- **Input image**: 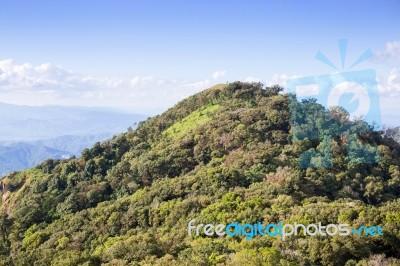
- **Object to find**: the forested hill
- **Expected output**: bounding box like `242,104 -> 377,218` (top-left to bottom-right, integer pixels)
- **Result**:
0,82 -> 400,265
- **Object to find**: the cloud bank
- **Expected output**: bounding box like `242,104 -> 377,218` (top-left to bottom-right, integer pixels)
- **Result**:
0,59 -> 225,113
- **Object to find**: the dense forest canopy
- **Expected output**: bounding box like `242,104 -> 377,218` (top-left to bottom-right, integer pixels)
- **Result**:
0,82 -> 399,265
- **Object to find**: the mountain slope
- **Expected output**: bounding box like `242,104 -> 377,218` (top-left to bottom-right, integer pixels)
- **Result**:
0,82 -> 399,265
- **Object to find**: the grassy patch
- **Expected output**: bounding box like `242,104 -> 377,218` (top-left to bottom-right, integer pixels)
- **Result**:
163,104 -> 220,139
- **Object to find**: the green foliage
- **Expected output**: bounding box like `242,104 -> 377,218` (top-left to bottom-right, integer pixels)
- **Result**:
0,82 -> 399,265
163,103 -> 220,140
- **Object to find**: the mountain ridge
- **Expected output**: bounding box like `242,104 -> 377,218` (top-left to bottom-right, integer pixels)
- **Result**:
0,103 -> 147,176
0,142 -> 70,177
0,133 -> 118,177
0,102 -> 147,141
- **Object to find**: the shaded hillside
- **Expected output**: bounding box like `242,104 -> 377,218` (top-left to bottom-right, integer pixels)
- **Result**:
0,134 -> 118,177
0,143 -> 70,177
0,82 -> 399,265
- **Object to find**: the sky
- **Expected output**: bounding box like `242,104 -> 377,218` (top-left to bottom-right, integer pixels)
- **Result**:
0,0 -> 399,125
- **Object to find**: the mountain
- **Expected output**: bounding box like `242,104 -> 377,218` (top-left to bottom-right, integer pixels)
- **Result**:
0,133 -> 115,177
0,103 -> 146,176
31,133 -> 116,156
0,82 -> 399,265
0,143 -> 70,177
0,102 -> 147,141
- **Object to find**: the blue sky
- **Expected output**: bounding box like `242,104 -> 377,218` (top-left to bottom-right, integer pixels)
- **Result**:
0,1 -> 399,124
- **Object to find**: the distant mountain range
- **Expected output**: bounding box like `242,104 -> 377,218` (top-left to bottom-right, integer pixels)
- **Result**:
0,133 -> 117,176
0,142 -> 69,176
0,102 -> 147,176
0,102 -> 146,141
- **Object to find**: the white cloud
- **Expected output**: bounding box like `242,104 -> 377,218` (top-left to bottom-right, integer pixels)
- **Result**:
243,76 -> 260,83
130,76 -> 156,87
180,79 -> 210,89
212,70 -> 227,80
0,59 -> 219,112
378,68 -> 400,97
374,41 -> 400,64
294,84 -> 319,97
265,73 -> 300,87
0,59 -> 101,91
